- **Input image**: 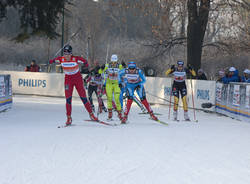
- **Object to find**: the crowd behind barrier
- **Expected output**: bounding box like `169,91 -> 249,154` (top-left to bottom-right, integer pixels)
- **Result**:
0,74 -> 12,112
216,82 -> 250,122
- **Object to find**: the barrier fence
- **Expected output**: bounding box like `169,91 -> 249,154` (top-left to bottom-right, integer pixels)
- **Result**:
216,82 -> 250,122
0,74 -> 12,112
1,70 -> 250,122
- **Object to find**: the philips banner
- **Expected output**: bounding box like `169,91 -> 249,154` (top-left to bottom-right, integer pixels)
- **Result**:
0,74 -> 12,112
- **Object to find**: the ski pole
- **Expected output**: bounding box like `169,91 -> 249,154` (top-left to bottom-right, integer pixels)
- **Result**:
190,78 -> 197,122
168,78 -> 173,119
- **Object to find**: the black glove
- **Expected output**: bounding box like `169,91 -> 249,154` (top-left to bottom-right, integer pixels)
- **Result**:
101,64 -> 105,70
171,65 -> 175,70
135,85 -> 140,90
119,83 -> 123,89
121,61 -> 126,68
188,65 -> 193,71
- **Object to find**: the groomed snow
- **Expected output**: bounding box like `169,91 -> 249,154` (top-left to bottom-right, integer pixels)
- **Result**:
0,95 -> 250,184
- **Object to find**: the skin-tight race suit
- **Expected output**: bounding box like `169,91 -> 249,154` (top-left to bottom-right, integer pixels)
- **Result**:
103,63 -> 123,119
119,66 -> 158,123
165,67 -> 196,113
49,56 -> 93,117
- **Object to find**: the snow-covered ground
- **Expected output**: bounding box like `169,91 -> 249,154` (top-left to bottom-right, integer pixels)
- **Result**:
0,95 -> 250,184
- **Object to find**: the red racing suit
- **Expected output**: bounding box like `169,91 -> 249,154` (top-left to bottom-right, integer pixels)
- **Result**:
49,56 -> 92,116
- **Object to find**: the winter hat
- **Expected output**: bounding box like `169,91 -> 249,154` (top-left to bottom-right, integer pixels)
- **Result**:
243,69 -> 250,74
229,67 -> 236,72
198,69 -> 204,73
219,70 -> 225,76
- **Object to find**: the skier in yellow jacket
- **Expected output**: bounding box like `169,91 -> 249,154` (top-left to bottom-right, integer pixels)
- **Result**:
103,54 -> 123,120
165,60 -> 196,121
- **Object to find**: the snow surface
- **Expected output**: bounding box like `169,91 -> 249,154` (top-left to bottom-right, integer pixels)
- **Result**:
0,95 -> 250,184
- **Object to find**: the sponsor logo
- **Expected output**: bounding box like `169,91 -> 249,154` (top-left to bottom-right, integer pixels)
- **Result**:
61,63 -> 76,67
18,79 -> 46,88
164,86 -> 172,96
197,89 -> 209,100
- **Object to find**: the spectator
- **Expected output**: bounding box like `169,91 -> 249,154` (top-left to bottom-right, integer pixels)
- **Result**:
196,69 -> 207,80
25,60 -> 40,72
241,69 -> 250,83
217,69 -> 225,82
221,67 -> 240,84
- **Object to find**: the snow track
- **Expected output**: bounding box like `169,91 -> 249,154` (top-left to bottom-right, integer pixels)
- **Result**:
0,95 -> 250,184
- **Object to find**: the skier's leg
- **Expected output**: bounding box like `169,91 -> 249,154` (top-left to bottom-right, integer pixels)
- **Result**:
106,83 -> 113,119
180,85 -> 190,120
75,74 -> 97,120
64,76 -> 74,125
122,86 -> 134,123
120,87 -> 124,110
138,86 -> 158,120
88,85 -> 95,112
114,84 -> 122,120
172,84 -> 179,120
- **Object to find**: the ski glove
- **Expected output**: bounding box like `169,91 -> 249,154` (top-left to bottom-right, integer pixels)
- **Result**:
135,85 -> 141,91
171,65 -> 175,70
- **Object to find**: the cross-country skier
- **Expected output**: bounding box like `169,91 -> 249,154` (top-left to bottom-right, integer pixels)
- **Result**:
165,60 -> 196,121
84,65 -> 106,114
119,61 -> 147,113
119,61 -> 158,124
102,54 -> 123,120
49,44 -> 98,125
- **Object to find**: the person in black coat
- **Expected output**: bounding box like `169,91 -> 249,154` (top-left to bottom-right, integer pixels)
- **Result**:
196,69 -> 207,80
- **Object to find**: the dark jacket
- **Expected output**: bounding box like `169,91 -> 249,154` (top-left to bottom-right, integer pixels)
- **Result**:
197,73 -> 207,80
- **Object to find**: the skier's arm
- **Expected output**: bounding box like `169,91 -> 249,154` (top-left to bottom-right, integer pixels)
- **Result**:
75,56 -> 89,67
49,56 -> 62,64
118,69 -> 125,84
165,65 -> 175,76
84,74 -> 91,83
187,66 -> 196,77
138,69 -> 146,85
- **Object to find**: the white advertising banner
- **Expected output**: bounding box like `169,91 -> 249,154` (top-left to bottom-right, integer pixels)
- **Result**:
0,76 -> 5,97
233,85 -> 240,107
0,71 -> 216,111
246,85 -> 250,109
145,77 -> 216,111
216,82 -> 223,102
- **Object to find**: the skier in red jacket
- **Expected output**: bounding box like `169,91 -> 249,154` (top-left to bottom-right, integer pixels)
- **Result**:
49,45 -> 98,125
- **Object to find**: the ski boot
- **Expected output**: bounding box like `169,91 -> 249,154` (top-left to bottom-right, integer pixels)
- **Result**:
89,112 -> 98,121
117,110 -> 123,120
65,116 -> 72,126
184,111 -> 190,121
149,111 -> 158,121
121,114 -> 127,124
102,106 -> 107,112
108,109 -> 112,120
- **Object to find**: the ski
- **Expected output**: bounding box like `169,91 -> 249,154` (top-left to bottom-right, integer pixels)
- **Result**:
139,112 -> 162,115
174,119 -> 198,123
148,118 -> 168,126
84,119 -> 117,126
57,124 -> 76,128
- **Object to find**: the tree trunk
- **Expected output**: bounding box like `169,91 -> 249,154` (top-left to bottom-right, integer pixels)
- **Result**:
187,0 -> 210,71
